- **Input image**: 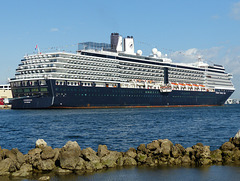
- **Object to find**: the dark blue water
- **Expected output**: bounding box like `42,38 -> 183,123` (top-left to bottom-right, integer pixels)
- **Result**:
1,105 -> 240,180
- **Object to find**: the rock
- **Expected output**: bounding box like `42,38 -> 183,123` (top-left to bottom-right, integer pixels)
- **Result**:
171,144 -> 185,158
167,157 -> 177,166
55,167 -> 73,174
36,139 -> 47,149
0,146 -> 4,161
125,148 -> 137,158
0,158 -> 12,175
41,146 -> 55,160
0,171 -> 10,176
97,145 -> 110,157
159,156 -> 168,163
25,148 -> 42,168
62,141 -> 81,154
11,163 -> 33,177
137,144 -> 148,154
53,148 -> 60,162
123,156 -> 137,166
234,130 -> 240,139
211,149 -> 222,163
231,148 -> 240,162
100,151 -> 121,168
5,150 -> 16,160
172,157 -> 182,165
153,147 -> 162,155
11,170 -> 30,177
196,143 -> 204,147
197,146 -> 211,159
185,147 -> 194,157
75,157 -> 86,171
37,159 -> 55,171
220,142 -> 235,151
136,153 -> 147,163
15,150 -> 25,166
192,143 -> 203,149
92,162 -> 104,170
171,146 -> 180,158
147,140 -> 160,151
59,141 -> 81,170
158,159 -> 168,166
145,157 -> 155,166
160,139 -> 173,156
59,150 -> 80,170
116,156 -> 124,166
192,144 -> 202,159
175,144 -> 186,154
82,147 -> 100,163
3,149 -> 9,154
181,155 -> 191,165
167,157 -> 174,165
5,148 -> 25,170
230,137 -> 240,147
222,150 -> 234,164
20,163 -> 33,172
38,176 -> 50,181
198,146 -> 212,165
85,161 -> 103,171
192,144 -> 212,165
199,158 -> 212,165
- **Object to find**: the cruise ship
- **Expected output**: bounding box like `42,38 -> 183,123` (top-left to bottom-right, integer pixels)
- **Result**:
9,33 -> 235,109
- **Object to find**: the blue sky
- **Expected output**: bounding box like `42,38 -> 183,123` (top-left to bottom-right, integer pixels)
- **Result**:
1,0 -> 240,98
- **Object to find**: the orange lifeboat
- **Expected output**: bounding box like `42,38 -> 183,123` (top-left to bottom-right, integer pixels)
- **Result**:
179,83 -> 186,86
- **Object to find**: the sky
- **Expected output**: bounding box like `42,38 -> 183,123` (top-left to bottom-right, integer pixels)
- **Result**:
0,0 -> 240,98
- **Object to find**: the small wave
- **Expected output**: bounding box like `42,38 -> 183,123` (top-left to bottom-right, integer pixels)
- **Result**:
52,119 -> 62,122
64,135 -> 84,139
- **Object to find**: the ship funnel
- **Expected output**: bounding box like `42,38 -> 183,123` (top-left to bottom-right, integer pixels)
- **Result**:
111,33 -> 123,52
124,36 -> 134,54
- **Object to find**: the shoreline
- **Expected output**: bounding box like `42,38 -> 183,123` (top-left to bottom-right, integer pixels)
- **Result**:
1,130 -> 240,180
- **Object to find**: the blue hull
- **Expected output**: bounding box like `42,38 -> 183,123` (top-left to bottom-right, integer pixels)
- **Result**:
11,80 -> 233,109
11,96 -> 53,109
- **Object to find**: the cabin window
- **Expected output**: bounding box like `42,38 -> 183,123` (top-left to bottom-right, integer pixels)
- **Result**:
31,88 -> 39,92
24,88 -> 30,93
40,88 -> 48,92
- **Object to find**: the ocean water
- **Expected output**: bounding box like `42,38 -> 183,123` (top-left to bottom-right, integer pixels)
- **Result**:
0,105 -> 240,180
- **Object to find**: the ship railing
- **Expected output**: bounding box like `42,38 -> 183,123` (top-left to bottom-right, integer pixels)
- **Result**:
78,42 -> 111,51
159,85 -> 172,92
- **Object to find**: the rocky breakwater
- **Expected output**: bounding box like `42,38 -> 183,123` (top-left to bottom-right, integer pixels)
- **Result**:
1,130 -> 240,180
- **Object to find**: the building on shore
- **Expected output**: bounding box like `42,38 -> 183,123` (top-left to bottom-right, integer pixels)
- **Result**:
0,84 -> 12,108
225,98 -> 240,104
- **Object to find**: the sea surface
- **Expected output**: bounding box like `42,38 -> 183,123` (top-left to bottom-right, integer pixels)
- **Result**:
1,105 -> 240,180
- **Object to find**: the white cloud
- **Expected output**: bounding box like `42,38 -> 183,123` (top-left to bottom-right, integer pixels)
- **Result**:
50,28 -> 59,32
221,47 -> 240,75
230,2 -> 240,20
185,48 -> 198,56
169,47 -> 223,63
